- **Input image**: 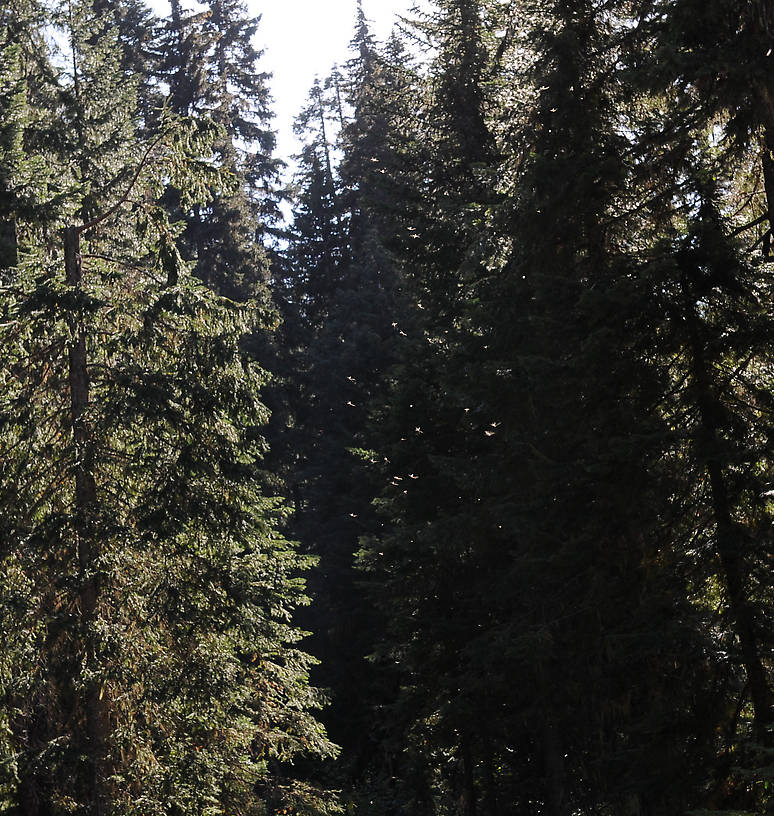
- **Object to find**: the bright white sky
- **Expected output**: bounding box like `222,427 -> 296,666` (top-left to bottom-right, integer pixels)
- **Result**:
257,1 -> 424,162
153,1 -> 426,163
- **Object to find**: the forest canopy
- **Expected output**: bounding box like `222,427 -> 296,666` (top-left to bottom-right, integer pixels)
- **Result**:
2,0 -> 774,814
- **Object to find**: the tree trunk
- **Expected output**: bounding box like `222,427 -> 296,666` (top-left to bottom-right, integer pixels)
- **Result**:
684,293 -> 772,742
64,226 -> 111,814
0,217 -> 17,270
482,736 -> 500,816
459,734 -> 477,816
542,719 -> 570,816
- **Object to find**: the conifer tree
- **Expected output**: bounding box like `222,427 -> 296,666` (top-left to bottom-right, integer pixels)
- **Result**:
479,3 -> 715,811
0,2 -> 337,812
268,14 -> 428,807
623,1 -> 774,805
160,0 -> 280,301
359,2 -> 717,814
356,1 -> 507,811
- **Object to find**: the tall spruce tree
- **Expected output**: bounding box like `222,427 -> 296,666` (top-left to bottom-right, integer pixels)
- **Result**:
160,0 -> 280,301
272,13 -> 419,797
357,1 -> 507,811
622,1 -> 774,806
359,1 -> 718,814
477,2 -> 716,811
0,2 -> 337,812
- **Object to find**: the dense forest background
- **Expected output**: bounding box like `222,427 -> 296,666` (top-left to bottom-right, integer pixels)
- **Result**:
2,0 -> 774,813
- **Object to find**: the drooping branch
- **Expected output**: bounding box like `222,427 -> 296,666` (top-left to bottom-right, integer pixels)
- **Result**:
76,130 -> 168,235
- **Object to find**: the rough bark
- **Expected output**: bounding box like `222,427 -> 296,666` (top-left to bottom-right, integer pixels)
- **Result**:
0,217 -> 17,270
64,225 -> 111,814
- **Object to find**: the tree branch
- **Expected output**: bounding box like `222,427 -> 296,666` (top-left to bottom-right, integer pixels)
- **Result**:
76,132 -> 168,236
728,213 -> 767,239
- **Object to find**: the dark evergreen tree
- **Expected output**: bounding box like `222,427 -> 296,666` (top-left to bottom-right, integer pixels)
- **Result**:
474,3 -> 716,811
621,1 -> 774,805
361,1 -> 716,814
357,1 -> 507,812
268,10 -> 426,807
160,0 -> 281,301
273,15 -> 401,782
